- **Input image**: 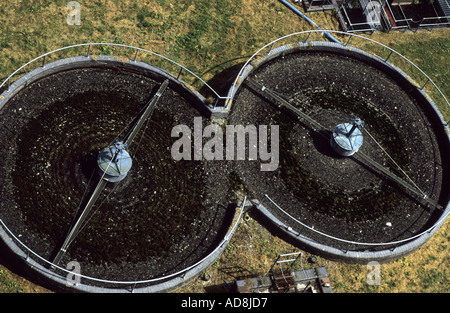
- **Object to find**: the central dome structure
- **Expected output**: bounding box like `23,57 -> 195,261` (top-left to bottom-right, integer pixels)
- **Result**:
97,141 -> 133,183
330,117 -> 364,157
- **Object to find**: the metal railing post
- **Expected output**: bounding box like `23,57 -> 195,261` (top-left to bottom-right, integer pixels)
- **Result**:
268,43 -> 275,55
421,78 -> 430,90
304,31 -> 312,43
385,50 -> 393,62
345,35 -> 352,46
177,68 -> 183,80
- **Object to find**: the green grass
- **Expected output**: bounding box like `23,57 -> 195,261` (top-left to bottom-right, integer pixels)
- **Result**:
0,270 -> 23,293
390,37 -> 450,120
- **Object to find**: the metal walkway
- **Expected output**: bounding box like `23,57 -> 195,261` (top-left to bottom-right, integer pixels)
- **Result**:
438,0 -> 450,17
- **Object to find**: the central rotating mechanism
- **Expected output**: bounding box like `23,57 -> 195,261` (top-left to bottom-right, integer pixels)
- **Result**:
330,116 -> 364,157
97,140 -> 132,183
96,79 -> 168,183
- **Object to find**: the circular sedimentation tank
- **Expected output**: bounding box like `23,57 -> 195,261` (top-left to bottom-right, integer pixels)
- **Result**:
227,33 -> 449,264
0,51 -> 240,292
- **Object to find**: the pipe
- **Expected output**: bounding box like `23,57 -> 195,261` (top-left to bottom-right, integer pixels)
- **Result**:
278,0 -> 341,44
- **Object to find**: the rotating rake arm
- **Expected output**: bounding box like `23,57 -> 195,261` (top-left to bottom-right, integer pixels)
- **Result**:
123,79 -> 169,147
52,179 -> 108,265
245,77 -> 326,132
52,79 -> 170,265
244,77 -> 442,211
352,152 -> 442,210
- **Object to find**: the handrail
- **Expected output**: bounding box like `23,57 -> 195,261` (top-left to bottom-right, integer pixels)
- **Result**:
0,42 -> 232,101
227,30 -> 449,114
261,194 -> 450,248
0,197 -> 246,288
2,35 -> 447,113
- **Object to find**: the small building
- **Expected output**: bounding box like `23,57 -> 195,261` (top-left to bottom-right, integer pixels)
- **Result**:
300,0 -> 450,32
234,267 -> 333,293
233,252 -> 332,293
